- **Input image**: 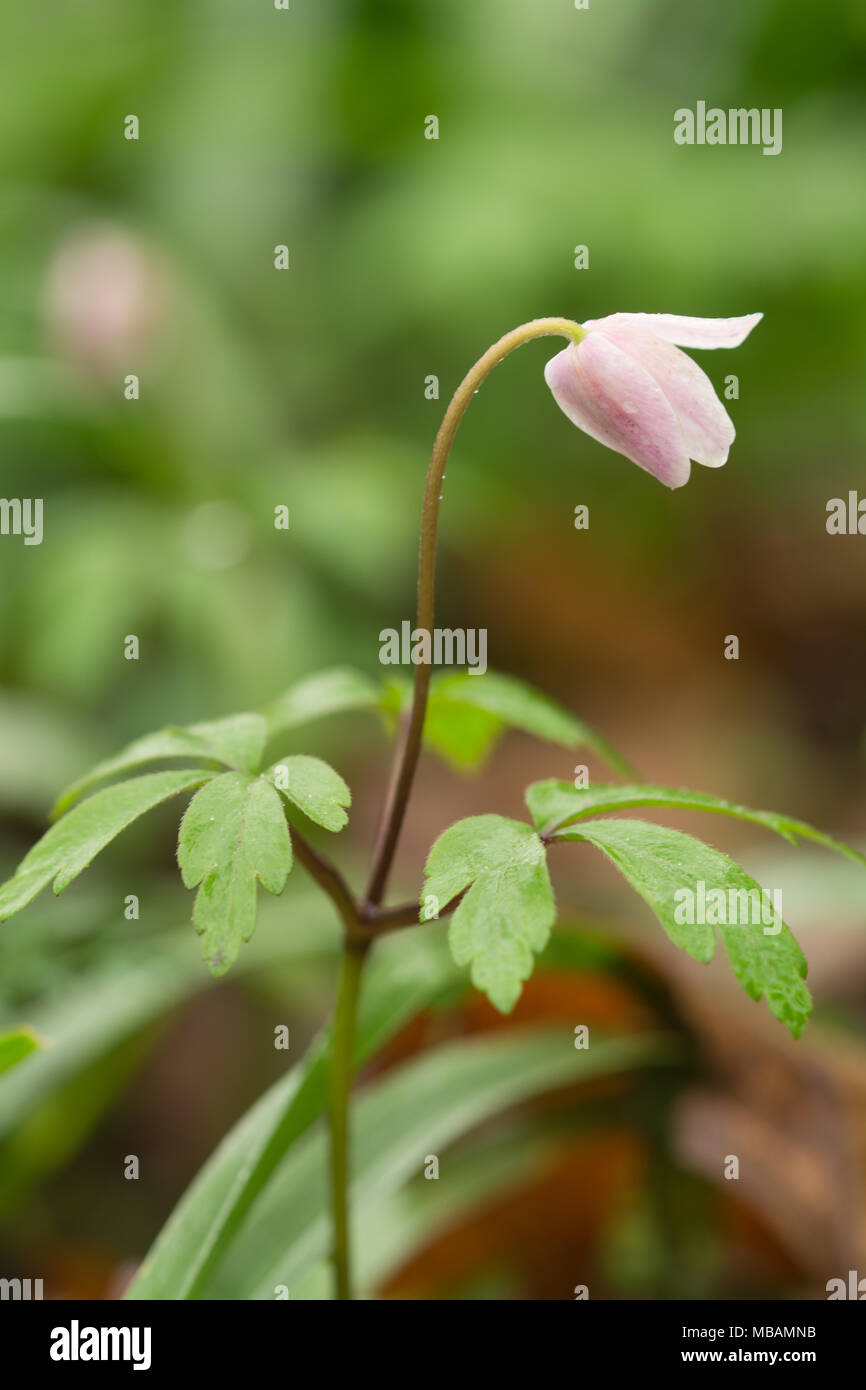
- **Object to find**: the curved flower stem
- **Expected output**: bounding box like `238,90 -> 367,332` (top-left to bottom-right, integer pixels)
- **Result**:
329,937 -> 368,1300
326,316 -> 585,1302
364,316 -> 585,908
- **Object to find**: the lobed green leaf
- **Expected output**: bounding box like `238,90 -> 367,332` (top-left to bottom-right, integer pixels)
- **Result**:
422,814 -> 556,1012
178,772 -> 293,975
435,672 -> 634,774
0,769 -> 213,921
561,817 -> 811,1037
397,677 -> 503,770
527,780 -> 866,866
266,755 -> 351,833
262,667 -> 381,742
53,713 -> 268,816
386,671 -> 634,775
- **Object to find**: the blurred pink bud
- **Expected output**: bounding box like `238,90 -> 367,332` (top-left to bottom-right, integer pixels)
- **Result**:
46,225 -> 165,380
544,312 -> 762,488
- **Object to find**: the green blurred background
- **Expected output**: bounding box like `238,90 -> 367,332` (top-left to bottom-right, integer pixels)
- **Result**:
1,0 -> 866,1299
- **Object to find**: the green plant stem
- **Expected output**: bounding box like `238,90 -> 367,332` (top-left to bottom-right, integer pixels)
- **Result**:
322,316 -> 585,1302
364,316 -> 585,909
329,937 -> 368,1300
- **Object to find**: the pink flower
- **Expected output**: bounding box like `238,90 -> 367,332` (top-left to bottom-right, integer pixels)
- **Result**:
544,312 -> 762,488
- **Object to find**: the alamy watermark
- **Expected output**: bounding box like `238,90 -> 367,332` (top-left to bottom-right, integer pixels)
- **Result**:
826,491 -> 866,535
674,102 -> 782,156
827,1270 -> 866,1299
0,1276 -> 43,1299
50,1321 -> 151,1371
0,498 -> 43,545
379,620 -> 487,675
674,881 -> 783,935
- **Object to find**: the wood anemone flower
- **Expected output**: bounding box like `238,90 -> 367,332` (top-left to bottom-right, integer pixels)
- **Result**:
544,312 -> 763,487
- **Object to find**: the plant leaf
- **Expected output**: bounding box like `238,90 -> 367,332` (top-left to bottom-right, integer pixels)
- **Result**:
178,772 -> 293,975
417,683 -> 503,770
125,929 -> 464,1300
437,672 -> 633,771
343,1126 -> 563,1299
421,814 -> 556,1012
561,817 -> 811,1037
263,667 -> 381,741
379,672 -> 507,771
203,1027 -> 678,1299
0,1027 -> 43,1077
384,671 -> 634,775
53,713 -> 268,815
267,755 -> 351,832
0,769 -> 213,921
528,779 -> 866,865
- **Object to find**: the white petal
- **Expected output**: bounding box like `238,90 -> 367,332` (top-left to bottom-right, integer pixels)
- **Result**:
590,318 -> 735,468
544,335 -> 691,488
586,312 -> 762,349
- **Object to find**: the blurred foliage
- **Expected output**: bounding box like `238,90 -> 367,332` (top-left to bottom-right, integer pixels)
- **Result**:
1,0 -> 864,742
1,0 -> 865,1299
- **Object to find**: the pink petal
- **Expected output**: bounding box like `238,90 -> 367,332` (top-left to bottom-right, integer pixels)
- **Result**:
590,318 -> 734,468
544,335 -> 691,488
585,312 -> 762,349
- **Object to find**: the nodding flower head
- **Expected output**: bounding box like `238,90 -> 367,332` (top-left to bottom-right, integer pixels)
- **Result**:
544,312 -> 762,488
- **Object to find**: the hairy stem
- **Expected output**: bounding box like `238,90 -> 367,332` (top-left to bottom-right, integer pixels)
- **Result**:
363,894 -> 464,934
364,317 -> 585,907
290,827 -> 359,936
